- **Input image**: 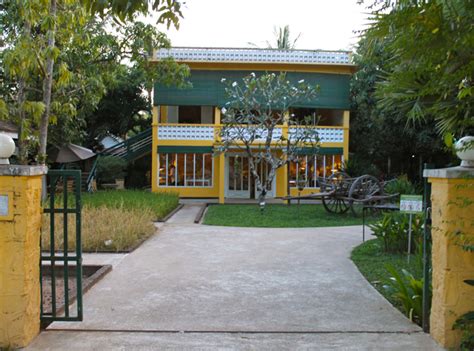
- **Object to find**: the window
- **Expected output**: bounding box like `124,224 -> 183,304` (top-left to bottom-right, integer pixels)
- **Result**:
158,153 -> 214,187
179,106 -> 201,124
289,154 -> 343,188
171,105 -> 215,124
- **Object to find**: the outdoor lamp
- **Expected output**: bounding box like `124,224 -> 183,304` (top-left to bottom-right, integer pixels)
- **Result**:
0,133 -> 15,165
455,136 -> 474,168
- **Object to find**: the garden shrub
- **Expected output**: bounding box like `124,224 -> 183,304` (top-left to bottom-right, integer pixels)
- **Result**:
96,155 -> 127,184
384,174 -> 419,196
369,211 -> 423,253
341,156 -> 380,177
383,263 -> 426,326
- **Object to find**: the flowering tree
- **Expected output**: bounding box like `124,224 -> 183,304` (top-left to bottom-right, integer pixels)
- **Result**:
219,72 -> 320,205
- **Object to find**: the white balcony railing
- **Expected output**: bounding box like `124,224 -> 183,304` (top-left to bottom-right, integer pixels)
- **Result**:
157,124 -> 345,144
221,127 -> 283,142
289,127 -> 344,143
158,124 -> 215,140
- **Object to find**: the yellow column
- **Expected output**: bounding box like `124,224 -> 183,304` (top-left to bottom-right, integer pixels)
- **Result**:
343,110 -> 350,162
279,116 -> 289,202
215,107 -> 225,203
276,163 -> 288,199
0,166 -> 47,348
151,106 -> 159,192
425,167 -> 474,348
217,153 -> 225,204
160,105 -> 168,124
214,107 -> 221,143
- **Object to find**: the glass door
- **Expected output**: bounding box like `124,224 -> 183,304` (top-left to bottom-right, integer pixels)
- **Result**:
226,155 -> 250,198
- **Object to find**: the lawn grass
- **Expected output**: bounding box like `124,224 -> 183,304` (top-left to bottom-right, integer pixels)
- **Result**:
81,190 -> 179,220
43,190 -> 179,252
203,204 -> 376,227
351,239 -> 423,311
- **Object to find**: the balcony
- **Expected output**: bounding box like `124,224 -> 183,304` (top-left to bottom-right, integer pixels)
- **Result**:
156,124 -> 345,144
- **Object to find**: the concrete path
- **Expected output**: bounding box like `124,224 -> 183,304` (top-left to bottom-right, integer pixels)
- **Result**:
28,205 -> 442,350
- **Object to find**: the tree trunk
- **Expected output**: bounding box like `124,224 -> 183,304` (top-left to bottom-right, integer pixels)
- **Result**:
17,79 -> 28,164
17,21 -> 32,164
38,0 -> 57,165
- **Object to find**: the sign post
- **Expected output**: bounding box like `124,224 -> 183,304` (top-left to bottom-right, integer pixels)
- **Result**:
400,194 -> 423,263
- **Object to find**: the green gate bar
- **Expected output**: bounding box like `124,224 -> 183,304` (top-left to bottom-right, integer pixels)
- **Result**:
40,170 -> 83,323
422,163 -> 434,332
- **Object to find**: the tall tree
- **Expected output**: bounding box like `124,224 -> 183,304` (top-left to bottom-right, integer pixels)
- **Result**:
219,73 -> 319,205
362,0 -> 474,138
350,36 -> 452,178
81,66 -> 152,147
0,0 -> 188,163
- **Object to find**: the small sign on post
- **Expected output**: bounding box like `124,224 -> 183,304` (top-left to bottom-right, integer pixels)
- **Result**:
400,195 -> 423,263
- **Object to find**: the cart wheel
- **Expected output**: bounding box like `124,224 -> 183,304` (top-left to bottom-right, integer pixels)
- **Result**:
321,172 -> 351,214
348,175 -> 382,216
322,196 -> 350,214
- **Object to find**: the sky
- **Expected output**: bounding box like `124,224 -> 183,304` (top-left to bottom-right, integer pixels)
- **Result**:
155,0 -> 371,51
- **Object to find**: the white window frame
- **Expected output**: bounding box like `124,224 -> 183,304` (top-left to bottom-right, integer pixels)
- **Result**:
289,154 -> 343,189
158,152 -> 214,188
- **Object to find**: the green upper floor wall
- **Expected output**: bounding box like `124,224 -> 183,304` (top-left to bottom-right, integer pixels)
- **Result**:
154,70 -> 351,109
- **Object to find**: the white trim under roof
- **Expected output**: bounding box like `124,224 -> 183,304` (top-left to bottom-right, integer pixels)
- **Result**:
155,47 -> 352,66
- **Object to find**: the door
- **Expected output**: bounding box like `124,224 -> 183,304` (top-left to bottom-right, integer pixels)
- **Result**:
226,155 -> 250,198
255,159 -> 276,198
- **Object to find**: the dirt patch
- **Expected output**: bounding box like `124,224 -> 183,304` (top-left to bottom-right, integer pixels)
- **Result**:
41,264 -> 111,326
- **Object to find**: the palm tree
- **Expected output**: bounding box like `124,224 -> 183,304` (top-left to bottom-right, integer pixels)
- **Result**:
267,25 -> 301,50
248,25 -> 301,50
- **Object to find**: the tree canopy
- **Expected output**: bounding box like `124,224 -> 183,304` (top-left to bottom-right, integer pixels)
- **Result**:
219,73 -> 319,204
362,0 -> 474,137
0,0 -> 188,163
350,36 -> 452,179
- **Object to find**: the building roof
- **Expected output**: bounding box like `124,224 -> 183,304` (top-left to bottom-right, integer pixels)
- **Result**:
155,47 -> 353,66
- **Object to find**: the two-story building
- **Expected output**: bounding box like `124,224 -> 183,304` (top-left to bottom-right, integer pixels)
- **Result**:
150,47 -> 355,203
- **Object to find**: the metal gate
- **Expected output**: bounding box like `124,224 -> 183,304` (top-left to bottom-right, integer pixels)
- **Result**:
422,164 -> 434,332
40,169 -> 83,323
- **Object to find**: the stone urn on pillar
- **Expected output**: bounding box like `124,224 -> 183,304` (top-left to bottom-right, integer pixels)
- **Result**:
455,135 -> 474,168
0,133 -> 15,165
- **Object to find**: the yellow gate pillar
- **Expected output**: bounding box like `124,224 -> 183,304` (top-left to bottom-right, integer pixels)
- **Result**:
0,165 -> 47,348
424,166 -> 474,348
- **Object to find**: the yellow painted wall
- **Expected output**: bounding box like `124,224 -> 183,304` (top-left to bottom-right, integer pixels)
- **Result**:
343,110 -> 350,161
152,110 -> 348,200
150,61 -> 356,75
0,172 -> 44,348
428,175 -> 474,348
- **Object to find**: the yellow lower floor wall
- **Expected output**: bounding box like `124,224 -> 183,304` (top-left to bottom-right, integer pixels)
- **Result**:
152,153 -> 323,202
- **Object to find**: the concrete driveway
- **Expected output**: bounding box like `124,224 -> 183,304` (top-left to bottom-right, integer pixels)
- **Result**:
28,205 -> 442,350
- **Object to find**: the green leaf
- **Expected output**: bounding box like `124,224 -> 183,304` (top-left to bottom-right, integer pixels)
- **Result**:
443,132 -> 454,148
0,100 -> 8,119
